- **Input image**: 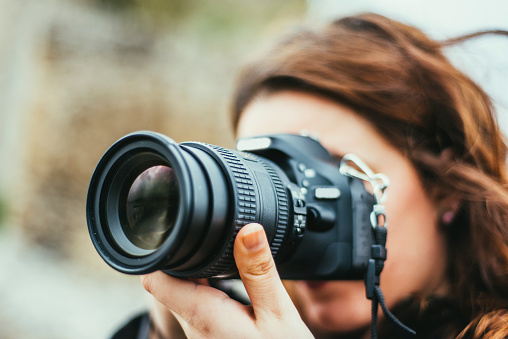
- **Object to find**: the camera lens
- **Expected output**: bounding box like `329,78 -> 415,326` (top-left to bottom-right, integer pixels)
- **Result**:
87,132 -> 290,277
124,165 -> 179,250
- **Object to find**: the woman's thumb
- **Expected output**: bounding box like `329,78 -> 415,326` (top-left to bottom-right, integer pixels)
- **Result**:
233,223 -> 295,320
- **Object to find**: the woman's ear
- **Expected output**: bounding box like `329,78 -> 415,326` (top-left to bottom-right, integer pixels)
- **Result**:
438,197 -> 461,226
436,148 -> 461,225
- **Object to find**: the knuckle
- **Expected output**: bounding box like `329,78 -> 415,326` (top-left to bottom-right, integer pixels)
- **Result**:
141,275 -> 152,294
245,255 -> 276,278
265,303 -> 286,321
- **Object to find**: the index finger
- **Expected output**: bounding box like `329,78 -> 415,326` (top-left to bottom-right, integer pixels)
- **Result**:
141,271 -> 251,327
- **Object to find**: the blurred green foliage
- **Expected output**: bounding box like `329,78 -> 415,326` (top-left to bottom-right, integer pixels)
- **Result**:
90,0 -> 306,37
95,0 -> 190,17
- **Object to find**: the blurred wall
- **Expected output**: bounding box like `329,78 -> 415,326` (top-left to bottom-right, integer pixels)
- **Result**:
0,1 -> 305,338
0,0 -> 305,262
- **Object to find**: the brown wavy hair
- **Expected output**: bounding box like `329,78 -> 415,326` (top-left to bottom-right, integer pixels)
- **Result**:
231,13 -> 508,338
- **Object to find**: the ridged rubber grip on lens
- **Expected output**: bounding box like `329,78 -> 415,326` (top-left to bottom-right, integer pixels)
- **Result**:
190,146 -> 257,278
258,160 -> 289,255
189,146 -> 288,278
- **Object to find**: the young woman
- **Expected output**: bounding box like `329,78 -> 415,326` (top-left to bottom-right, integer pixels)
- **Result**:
140,13 -> 508,338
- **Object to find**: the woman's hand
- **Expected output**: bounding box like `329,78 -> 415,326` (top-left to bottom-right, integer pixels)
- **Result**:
142,223 -> 314,339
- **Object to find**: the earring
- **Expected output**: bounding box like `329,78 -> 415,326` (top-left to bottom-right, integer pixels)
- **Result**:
441,210 -> 455,225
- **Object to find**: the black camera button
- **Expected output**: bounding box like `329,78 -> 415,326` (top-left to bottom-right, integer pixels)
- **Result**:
293,214 -> 306,238
306,205 -> 335,232
294,198 -> 306,208
294,227 -> 304,237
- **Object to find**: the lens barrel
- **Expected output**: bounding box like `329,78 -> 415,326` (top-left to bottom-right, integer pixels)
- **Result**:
87,131 -> 290,277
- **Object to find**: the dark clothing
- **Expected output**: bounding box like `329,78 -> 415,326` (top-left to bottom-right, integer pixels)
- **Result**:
111,312 -> 150,339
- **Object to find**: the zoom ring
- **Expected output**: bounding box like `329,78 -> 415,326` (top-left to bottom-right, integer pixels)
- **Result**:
257,159 -> 289,255
190,146 -> 258,278
190,147 -> 289,279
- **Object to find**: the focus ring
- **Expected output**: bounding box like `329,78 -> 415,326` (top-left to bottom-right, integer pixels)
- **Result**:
190,146 -> 257,278
257,159 -> 289,256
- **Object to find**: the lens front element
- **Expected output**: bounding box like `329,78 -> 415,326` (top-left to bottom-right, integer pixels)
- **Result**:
125,165 -> 179,250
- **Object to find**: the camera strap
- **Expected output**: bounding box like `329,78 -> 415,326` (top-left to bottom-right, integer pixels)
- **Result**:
339,155 -> 416,339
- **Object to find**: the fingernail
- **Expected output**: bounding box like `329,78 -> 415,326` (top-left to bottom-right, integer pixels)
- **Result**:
242,224 -> 264,251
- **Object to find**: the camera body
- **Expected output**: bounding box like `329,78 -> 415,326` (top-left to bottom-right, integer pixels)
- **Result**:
234,134 -> 375,280
86,132 -> 375,280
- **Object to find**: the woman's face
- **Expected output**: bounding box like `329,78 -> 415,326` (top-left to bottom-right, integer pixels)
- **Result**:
236,91 -> 450,335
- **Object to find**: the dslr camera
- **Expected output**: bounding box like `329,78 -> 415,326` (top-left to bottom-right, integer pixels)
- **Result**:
86,132 -> 376,280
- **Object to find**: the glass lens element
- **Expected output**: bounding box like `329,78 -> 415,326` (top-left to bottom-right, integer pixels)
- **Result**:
125,165 -> 179,250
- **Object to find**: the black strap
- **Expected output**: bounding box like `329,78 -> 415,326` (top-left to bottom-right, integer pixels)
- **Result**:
367,227 -> 416,339
374,286 -> 416,338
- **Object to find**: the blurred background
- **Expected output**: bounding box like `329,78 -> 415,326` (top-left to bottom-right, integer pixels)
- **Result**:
0,0 -> 506,338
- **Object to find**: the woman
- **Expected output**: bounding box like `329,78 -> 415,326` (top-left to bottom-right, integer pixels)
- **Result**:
140,13 -> 508,338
